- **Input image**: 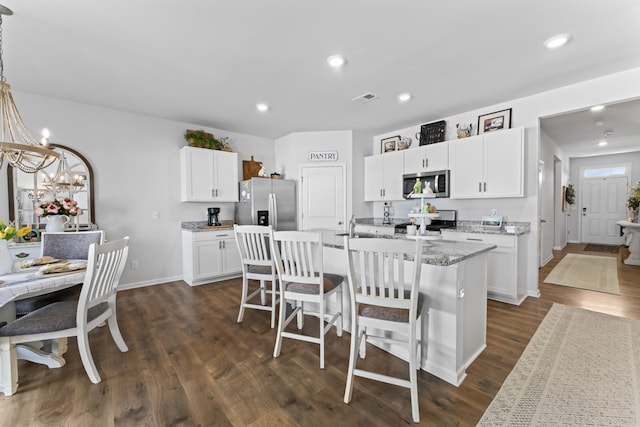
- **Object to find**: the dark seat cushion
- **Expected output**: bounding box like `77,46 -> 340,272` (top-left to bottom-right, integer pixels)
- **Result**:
14,285 -> 82,317
283,273 -> 343,295
247,265 -> 274,275
0,301 -> 108,336
358,292 -> 424,323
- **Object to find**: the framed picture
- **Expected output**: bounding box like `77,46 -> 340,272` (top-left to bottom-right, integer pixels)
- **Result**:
381,136 -> 400,153
477,108 -> 512,134
19,228 -> 41,243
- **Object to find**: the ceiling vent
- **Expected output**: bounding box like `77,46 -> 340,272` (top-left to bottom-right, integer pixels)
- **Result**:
352,92 -> 378,104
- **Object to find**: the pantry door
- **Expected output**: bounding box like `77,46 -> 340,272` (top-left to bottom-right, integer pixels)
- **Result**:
580,176 -> 627,244
300,164 -> 346,232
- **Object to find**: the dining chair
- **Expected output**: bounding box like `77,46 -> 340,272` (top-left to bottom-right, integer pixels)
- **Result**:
233,225 -> 280,328
15,230 -> 105,317
342,237 -> 424,423
0,237 -> 130,396
269,230 -> 343,369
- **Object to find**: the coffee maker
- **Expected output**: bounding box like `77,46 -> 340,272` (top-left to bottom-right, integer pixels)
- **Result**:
207,207 -> 221,226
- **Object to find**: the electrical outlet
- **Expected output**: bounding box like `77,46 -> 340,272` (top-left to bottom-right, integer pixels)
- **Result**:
152,211 -> 159,220
130,260 -> 139,269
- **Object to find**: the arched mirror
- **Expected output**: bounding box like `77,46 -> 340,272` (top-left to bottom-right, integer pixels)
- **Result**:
7,144 -> 95,229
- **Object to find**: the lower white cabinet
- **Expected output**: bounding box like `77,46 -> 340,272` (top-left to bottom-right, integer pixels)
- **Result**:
182,229 -> 242,286
441,231 -> 527,305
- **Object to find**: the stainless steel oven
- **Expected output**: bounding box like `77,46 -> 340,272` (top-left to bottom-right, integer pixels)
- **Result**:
402,170 -> 449,198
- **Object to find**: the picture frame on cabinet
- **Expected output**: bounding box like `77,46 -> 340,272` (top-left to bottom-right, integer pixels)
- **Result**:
477,108 -> 512,134
381,136 -> 400,153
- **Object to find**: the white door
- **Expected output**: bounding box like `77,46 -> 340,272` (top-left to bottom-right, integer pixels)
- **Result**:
538,160 -> 545,267
301,165 -> 346,232
581,176 -> 627,244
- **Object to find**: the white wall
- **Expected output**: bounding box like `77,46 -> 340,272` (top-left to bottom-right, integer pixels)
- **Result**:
568,151 -> 640,242
371,66 -> 640,298
0,91 -> 274,288
274,130 -> 354,223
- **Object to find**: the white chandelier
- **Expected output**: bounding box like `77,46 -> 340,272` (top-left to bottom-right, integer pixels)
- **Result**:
0,5 -> 59,173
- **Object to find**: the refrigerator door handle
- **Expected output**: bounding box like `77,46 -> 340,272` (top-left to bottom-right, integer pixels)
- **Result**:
269,193 -> 278,230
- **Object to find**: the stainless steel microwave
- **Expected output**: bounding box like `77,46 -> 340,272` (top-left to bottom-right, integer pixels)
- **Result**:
403,170 -> 450,198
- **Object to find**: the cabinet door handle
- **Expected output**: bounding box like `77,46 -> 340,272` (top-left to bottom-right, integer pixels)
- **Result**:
425,158 -> 428,168
466,238 -> 483,241
212,189 -> 215,197
484,182 -> 487,192
479,182 -> 482,192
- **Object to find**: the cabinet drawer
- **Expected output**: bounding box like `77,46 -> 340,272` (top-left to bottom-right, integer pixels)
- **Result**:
192,230 -> 234,242
442,231 -> 515,248
8,244 -> 41,260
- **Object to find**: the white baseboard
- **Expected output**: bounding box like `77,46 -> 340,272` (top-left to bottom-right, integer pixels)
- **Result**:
119,275 -> 182,291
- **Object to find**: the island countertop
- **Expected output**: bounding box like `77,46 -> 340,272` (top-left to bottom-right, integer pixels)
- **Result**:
318,230 -> 496,267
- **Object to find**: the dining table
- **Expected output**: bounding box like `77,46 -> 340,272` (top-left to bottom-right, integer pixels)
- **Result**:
0,263 -> 86,396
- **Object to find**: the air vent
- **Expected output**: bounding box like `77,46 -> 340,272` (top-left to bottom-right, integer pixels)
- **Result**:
352,92 -> 378,104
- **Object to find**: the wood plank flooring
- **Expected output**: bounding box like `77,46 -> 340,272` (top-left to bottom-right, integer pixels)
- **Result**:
1,243 -> 638,426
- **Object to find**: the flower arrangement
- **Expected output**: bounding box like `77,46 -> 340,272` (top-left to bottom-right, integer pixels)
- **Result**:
35,198 -> 82,218
627,181 -> 640,211
0,220 -> 31,241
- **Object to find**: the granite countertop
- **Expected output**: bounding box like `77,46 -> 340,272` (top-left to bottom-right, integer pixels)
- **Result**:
319,230 -> 496,267
354,218 -> 531,236
445,220 -> 531,236
181,220 -> 234,232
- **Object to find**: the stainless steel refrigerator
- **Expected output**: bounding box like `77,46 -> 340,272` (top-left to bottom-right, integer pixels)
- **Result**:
236,178 -> 297,230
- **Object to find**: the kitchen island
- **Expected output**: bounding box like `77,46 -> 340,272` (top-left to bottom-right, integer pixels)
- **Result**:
320,230 -> 496,386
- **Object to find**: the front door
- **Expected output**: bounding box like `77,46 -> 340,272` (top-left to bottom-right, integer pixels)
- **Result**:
580,176 -> 627,244
300,165 -> 346,232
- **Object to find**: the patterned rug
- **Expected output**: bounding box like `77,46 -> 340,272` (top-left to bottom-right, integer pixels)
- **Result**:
543,253 -> 619,295
478,304 -> 640,426
584,244 -> 620,254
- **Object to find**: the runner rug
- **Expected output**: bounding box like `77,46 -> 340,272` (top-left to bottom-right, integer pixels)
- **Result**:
543,253 -> 619,295
583,243 -> 620,254
478,304 -> 640,426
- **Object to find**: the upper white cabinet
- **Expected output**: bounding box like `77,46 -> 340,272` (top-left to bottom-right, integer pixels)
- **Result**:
449,127 -> 524,199
364,151 -> 404,201
403,142 -> 449,175
180,146 -> 239,202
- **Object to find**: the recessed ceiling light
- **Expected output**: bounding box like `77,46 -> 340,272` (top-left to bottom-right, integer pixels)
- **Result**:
544,33 -> 571,49
598,141 -> 608,147
256,103 -> 269,112
591,105 -> 605,112
327,54 -> 346,68
595,121 -> 603,127
398,93 -> 412,102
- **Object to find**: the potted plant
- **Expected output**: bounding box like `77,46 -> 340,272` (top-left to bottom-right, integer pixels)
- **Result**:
185,129 -> 220,150
626,181 -> 640,222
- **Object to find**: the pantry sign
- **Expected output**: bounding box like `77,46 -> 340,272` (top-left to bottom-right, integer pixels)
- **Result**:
308,150 -> 338,162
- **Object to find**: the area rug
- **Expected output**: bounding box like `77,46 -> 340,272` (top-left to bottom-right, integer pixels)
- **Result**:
584,243 -> 620,254
477,304 -> 640,426
543,253 -> 619,295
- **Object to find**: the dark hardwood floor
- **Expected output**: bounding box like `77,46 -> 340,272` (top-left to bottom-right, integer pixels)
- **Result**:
1,243 -> 638,426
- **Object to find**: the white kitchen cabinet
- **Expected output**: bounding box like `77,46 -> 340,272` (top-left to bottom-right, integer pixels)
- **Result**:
364,151 -> 404,201
449,127 -> 524,199
403,142 -> 449,174
441,230 -> 527,305
182,229 -> 242,286
180,146 -> 239,202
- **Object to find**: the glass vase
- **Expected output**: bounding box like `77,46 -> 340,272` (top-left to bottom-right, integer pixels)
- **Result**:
0,240 -> 12,275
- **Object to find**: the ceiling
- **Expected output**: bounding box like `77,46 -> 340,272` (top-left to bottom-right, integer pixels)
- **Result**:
2,0 -> 640,156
